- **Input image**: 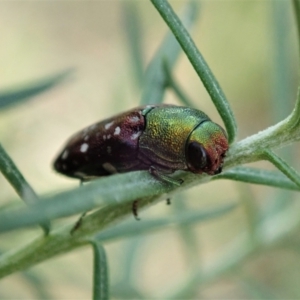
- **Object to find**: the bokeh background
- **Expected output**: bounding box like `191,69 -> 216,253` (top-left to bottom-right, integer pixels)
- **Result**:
0,0 -> 300,299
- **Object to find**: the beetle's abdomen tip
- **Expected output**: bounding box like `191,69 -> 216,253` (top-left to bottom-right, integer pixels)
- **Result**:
53,156 -> 66,174
53,149 -> 74,176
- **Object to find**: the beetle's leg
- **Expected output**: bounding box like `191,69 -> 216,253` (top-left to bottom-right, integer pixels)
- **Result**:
70,179 -> 88,234
132,200 -> 140,221
149,166 -> 183,186
166,198 -> 171,205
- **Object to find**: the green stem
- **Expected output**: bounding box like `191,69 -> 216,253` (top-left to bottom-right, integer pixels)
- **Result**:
288,87 -> 300,129
225,116 -> 300,168
0,197 -> 160,278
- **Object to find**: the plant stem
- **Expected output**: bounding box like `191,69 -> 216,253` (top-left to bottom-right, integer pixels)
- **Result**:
225,116 -> 300,168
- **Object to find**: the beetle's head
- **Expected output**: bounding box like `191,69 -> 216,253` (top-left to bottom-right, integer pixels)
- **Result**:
185,121 -> 229,175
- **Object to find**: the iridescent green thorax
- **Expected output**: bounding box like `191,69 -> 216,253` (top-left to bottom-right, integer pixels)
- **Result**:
139,105 -> 210,171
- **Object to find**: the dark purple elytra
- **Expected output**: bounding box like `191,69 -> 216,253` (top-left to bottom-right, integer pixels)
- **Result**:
54,106 -> 148,180
54,105 -> 229,181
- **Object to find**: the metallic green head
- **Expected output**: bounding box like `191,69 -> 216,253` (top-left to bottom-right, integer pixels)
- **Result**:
186,121 -> 228,175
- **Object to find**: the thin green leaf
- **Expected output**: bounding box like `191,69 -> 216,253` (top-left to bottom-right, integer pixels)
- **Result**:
0,144 -> 36,204
122,2 -> 144,87
215,166 -> 300,191
140,0 -> 200,105
0,69 -> 73,110
262,149 -> 300,188
287,0 -> 300,131
163,60 -> 195,107
0,171 -> 174,233
288,87 -> 300,130
0,144 -> 50,234
94,203 -> 237,242
91,242 -> 109,300
293,0 -> 300,55
271,1 -> 294,123
150,0 -> 237,143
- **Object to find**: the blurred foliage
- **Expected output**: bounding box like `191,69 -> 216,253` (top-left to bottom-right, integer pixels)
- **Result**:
0,1 -> 300,300
0,69 -> 72,111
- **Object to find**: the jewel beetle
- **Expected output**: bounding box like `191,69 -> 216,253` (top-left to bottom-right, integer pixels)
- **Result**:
54,104 -> 229,180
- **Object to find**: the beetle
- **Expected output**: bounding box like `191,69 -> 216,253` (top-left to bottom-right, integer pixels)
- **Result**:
54,105 -> 229,218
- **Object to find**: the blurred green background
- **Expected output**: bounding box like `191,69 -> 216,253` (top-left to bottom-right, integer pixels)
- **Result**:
0,1 -> 300,299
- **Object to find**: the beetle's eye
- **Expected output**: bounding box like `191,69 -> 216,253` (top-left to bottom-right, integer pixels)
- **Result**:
186,142 -> 208,171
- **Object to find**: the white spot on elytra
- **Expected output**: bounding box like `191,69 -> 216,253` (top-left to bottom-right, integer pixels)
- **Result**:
107,134 -> 111,139
114,126 -> 121,135
107,146 -> 112,154
130,116 -> 140,123
105,121 -> 114,130
61,150 -> 69,160
131,131 -> 141,140
80,143 -> 89,153
84,135 -> 89,141
102,162 -> 117,174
